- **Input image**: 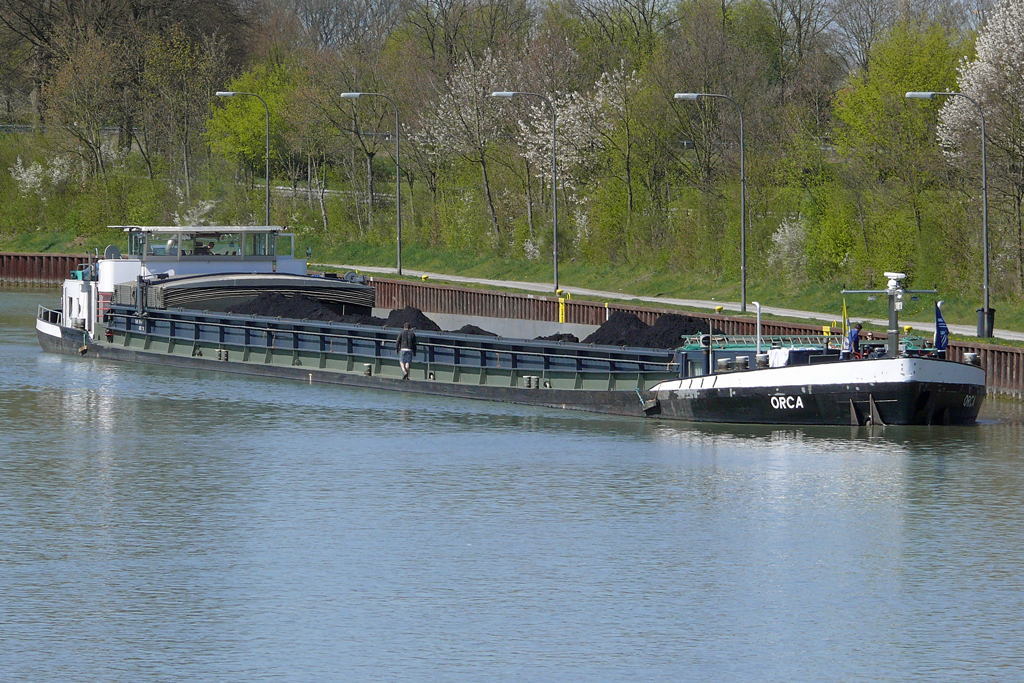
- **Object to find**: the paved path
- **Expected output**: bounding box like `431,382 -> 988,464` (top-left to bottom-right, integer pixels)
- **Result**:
321,263 -> 1024,343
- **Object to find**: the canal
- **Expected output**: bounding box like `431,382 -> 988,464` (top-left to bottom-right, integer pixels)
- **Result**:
2,288 -> 1023,681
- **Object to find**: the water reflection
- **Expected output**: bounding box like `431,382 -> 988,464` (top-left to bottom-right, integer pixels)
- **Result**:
4,288 -> 1024,681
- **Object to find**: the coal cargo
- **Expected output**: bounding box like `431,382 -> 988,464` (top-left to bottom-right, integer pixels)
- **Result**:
644,314 -> 719,349
227,292 -> 344,322
535,332 -> 580,343
582,311 -> 651,346
227,292 -> 388,325
384,306 -> 441,331
450,324 -> 498,336
582,311 -> 719,349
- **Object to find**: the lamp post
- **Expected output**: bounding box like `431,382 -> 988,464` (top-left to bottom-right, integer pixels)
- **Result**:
674,92 -> 747,313
341,92 -> 403,276
216,91 -> 270,226
906,91 -> 991,337
492,91 -> 559,293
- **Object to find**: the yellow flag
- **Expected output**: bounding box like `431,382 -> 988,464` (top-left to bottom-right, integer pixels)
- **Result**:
842,298 -> 849,337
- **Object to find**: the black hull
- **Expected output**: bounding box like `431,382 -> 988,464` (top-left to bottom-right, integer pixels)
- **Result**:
36,325 -> 87,355
653,381 -> 983,426
37,322 -> 985,426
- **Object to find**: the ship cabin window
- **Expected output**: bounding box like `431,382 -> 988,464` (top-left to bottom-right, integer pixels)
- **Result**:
122,228 -> 285,260
186,232 -> 242,257
137,232 -> 246,258
246,233 -> 276,257
128,232 -> 147,256
149,237 -> 174,255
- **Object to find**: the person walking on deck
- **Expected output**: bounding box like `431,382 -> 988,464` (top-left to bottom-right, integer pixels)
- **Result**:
396,323 -> 417,380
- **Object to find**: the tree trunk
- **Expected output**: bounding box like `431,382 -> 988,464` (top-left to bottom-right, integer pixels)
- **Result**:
92,137 -> 105,179
307,155 -> 314,203
314,156 -> 329,232
133,127 -> 155,180
405,171 -> 416,227
524,159 -> 535,240
1017,192 -> 1023,291
182,120 -> 192,200
351,148 -> 365,236
856,199 -> 869,261
364,151 -> 372,231
480,155 -> 500,237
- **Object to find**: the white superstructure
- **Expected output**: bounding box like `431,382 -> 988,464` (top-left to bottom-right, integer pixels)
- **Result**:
650,356 -> 986,394
60,225 -> 305,339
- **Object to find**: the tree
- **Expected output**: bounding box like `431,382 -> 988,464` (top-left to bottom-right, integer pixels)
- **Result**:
830,0 -> 898,73
833,21 -> 963,280
414,49 -> 515,238
589,63 -> 646,215
516,91 -> 598,221
43,29 -> 124,178
0,0 -> 247,121
297,46 -> 399,235
656,0 -> 762,191
208,61 -> 290,213
0,22 -> 32,123
402,0 -> 532,78
763,0 -> 834,95
144,27 -> 227,201
938,0 -> 1024,292
288,0 -> 401,50
569,0 -> 674,69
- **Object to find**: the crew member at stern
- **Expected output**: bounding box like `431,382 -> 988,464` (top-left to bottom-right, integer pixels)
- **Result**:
841,322 -> 862,360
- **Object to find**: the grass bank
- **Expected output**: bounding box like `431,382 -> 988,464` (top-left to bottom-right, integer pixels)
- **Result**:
311,241 -> 1013,334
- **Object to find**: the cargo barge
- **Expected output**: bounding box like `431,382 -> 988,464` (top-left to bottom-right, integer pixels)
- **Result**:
36,226 -> 985,425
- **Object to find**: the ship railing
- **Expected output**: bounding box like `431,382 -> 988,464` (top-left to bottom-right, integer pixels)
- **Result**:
104,306 -> 682,378
37,305 -> 63,326
682,333 -> 841,349
680,333 -> 944,360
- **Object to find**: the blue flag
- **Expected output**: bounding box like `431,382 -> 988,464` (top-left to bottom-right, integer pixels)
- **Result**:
934,301 -> 949,352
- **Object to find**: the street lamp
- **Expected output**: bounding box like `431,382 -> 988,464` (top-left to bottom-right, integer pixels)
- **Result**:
216,91 -> 270,226
492,91 -> 559,293
674,92 -> 747,313
341,92 -> 403,276
906,91 -> 992,337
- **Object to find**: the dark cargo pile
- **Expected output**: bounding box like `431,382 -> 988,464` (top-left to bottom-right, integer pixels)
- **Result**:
582,311 -> 717,349
645,313 -> 717,348
339,312 -> 389,326
450,324 -> 498,336
535,332 -> 580,343
385,306 -> 442,332
581,311 -> 652,346
227,296 -> 443,330
226,292 -> 387,325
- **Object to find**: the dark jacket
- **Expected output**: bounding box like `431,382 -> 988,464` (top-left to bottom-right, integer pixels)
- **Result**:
396,328 -> 417,353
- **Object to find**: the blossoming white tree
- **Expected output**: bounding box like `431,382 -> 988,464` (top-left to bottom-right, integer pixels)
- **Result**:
516,65 -> 641,200
938,0 -> 1024,288
516,90 -> 603,200
509,64 -> 642,256
414,50 -> 514,238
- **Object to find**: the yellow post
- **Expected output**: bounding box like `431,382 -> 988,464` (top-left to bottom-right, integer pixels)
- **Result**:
558,296 -> 565,324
